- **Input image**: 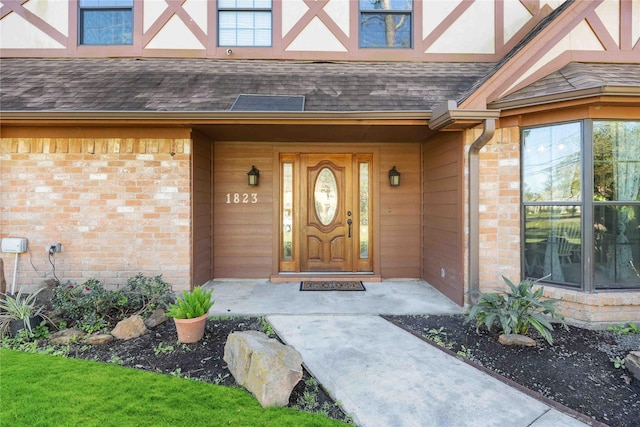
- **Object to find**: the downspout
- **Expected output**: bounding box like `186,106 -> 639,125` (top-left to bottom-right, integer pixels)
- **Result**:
468,119 -> 496,305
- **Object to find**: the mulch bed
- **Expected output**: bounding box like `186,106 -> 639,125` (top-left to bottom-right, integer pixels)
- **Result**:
386,314 -> 640,427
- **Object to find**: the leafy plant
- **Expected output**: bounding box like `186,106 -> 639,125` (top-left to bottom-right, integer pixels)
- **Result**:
610,356 -> 626,369
259,317 -> 276,338
154,342 -> 174,355
608,322 -> 640,335
0,287 -> 46,335
166,287 -> 214,319
423,327 -> 453,350
51,275 -> 173,331
465,276 -> 567,345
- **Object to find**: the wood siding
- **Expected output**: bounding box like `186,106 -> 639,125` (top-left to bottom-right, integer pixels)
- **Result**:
192,132 -> 213,287
211,141 -> 422,279
379,143 -> 422,279
422,132 -> 465,305
213,142 -> 274,278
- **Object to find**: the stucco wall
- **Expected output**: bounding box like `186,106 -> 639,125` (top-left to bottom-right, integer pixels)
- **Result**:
0,128 -> 192,292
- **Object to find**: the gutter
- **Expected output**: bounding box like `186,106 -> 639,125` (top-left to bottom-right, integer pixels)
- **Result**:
0,110 -> 432,124
488,85 -> 640,111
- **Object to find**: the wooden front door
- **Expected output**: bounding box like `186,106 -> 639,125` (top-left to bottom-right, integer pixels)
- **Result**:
300,154 -> 354,271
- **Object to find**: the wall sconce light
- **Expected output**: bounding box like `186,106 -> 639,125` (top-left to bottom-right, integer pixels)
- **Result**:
388,166 -> 400,187
247,165 -> 260,186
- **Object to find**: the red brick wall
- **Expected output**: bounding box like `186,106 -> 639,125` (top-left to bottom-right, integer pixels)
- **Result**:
0,129 -> 192,292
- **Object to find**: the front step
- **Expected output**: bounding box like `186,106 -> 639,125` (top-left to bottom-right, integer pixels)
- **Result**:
269,273 -> 382,283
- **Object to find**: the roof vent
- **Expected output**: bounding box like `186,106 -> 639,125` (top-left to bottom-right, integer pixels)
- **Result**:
230,94 -> 305,112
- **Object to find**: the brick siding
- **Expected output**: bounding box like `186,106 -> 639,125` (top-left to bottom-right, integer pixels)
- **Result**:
0,133 -> 192,292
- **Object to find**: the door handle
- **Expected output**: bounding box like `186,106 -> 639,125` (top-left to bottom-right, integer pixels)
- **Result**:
347,219 -> 352,238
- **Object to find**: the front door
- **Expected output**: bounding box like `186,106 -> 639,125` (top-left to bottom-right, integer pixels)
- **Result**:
279,152 -> 373,273
301,154 -> 353,271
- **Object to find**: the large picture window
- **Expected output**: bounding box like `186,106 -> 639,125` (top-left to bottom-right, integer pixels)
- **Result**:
522,120 -> 640,291
218,0 -> 272,47
359,0 -> 412,48
79,0 -> 133,45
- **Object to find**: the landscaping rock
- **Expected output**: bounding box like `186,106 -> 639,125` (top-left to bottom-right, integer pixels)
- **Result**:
50,329 -> 86,344
144,309 -> 168,329
111,315 -> 147,340
86,334 -> 114,345
224,330 -> 303,407
498,333 -> 537,347
625,351 -> 640,381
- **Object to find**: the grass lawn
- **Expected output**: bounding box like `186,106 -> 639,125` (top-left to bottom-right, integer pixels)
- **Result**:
0,349 -> 347,427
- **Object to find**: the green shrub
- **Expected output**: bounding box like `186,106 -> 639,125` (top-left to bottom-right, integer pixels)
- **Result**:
51,274 -> 173,332
166,287 -> 214,319
465,276 -> 567,345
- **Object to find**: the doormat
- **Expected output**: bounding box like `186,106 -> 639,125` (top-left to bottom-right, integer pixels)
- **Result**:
300,281 -> 366,291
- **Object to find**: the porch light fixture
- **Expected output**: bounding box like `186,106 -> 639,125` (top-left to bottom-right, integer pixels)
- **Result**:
388,166 -> 400,187
247,165 -> 260,186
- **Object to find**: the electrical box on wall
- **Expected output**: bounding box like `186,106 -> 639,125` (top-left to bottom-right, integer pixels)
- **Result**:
1,237 -> 28,253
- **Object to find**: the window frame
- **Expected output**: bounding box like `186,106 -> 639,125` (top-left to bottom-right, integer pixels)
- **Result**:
78,0 -> 134,46
521,119 -> 640,293
359,0 -> 414,49
217,1 -> 273,48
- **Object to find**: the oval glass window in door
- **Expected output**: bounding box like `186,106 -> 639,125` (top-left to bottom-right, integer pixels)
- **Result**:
314,168 -> 338,225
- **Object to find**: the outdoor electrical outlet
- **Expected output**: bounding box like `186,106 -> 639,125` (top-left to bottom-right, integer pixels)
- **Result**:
440,268 -> 446,278
49,243 -> 62,253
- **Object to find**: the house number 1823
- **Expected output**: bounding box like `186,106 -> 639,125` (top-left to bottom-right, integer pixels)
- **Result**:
225,193 -> 258,204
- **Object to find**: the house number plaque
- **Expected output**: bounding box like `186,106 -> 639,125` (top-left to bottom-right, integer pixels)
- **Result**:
225,193 -> 258,204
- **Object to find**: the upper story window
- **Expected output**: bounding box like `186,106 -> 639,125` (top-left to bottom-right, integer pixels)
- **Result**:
218,0 -> 272,47
359,0 -> 412,48
79,0 -> 133,45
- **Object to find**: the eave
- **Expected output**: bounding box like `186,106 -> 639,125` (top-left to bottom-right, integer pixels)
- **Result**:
0,110 -> 432,126
488,86 -> 640,111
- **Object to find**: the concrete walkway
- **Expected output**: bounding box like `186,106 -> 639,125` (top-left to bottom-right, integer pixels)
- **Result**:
205,279 -> 589,427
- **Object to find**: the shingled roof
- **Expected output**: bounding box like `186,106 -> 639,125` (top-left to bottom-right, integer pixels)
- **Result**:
490,62 -> 640,108
0,58 -> 495,113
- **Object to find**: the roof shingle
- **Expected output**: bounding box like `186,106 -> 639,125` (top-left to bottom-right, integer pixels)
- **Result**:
0,58 -> 495,113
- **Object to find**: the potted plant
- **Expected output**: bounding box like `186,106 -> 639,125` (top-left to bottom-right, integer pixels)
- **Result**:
0,287 -> 45,337
166,286 -> 214,343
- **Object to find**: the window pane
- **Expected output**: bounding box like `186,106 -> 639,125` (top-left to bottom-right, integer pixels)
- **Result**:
218,11 -> 271,46
360,13 -> 411,48
80,0 -> 132,6
282,163 -> 293,260
594,205 -> 640,289
80,9 -> 133,45
522,122 -> 581,202
593,121 -> 640,202
524,206 -> 581,287
359,0 -> 412,11
359,163 -> 369,259
220,0 -> 271,8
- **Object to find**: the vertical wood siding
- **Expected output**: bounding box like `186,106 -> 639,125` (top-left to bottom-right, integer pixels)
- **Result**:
192,132 -> 213,286
422,132 -> 465,305
211,141 -> 422,279
213,143 -> 274,278
379,143 -> 422,278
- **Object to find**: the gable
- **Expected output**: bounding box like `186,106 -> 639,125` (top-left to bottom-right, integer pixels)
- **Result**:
461,0 -> 640,110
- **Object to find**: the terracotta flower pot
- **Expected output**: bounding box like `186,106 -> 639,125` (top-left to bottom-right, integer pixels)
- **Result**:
173,313 -> 208,343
